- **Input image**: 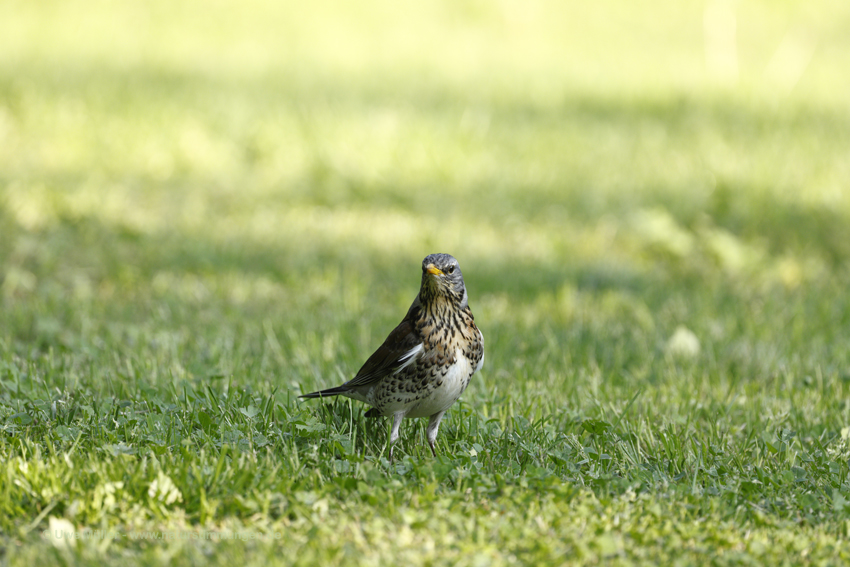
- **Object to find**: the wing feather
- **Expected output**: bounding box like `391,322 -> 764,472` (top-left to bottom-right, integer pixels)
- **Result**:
343,303 -> 423,388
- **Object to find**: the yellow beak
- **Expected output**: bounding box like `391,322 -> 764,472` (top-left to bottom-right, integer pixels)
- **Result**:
425,264 -> 443,276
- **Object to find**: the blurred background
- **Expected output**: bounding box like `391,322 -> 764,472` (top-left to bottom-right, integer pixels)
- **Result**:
1,0 -> 849,396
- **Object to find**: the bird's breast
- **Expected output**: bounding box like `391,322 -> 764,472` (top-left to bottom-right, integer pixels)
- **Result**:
405,347 -> 475,418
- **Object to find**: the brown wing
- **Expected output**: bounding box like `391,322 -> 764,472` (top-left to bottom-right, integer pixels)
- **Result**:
343,302 -> 423,389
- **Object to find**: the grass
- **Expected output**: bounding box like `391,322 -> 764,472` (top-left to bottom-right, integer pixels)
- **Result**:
2,0 -> 850,564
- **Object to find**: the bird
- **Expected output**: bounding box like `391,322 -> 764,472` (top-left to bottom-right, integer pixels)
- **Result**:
300,253 -> 484,462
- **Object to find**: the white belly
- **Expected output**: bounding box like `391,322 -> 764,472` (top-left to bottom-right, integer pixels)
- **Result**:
406,348 -> 474,418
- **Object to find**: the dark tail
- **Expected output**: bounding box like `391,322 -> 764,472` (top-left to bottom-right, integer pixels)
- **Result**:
299,385 -> 350,399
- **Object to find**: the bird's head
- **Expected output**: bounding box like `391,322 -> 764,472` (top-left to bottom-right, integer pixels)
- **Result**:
420,253 -> 467,307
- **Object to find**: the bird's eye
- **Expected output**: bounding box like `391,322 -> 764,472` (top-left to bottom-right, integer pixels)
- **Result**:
446,265 -> 455,274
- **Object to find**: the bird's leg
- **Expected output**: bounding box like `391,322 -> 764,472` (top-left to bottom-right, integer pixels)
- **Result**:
388,411 -> 405,464
426,410 -> 447,458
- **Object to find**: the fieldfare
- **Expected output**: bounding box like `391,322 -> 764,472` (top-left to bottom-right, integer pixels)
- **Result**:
300,253 -> 484,461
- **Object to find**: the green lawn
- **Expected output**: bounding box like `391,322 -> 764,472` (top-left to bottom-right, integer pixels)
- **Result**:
2,0 -> 850,564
